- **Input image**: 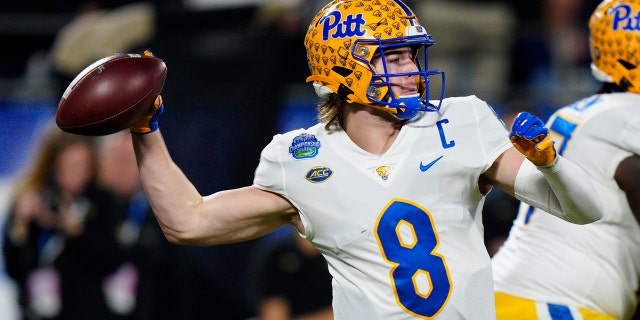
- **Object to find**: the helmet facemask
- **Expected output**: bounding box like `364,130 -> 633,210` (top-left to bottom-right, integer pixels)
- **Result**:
359,31 -> 445,120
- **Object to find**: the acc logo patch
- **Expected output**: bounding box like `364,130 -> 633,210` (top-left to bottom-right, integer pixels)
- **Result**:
289,133 -> 321,159
305,166 -> 333,183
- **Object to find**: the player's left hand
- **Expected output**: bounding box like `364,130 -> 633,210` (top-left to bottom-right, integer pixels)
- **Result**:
509,112 -> 557,167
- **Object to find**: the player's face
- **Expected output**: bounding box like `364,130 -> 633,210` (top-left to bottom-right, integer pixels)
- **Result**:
372,46 -> 419,97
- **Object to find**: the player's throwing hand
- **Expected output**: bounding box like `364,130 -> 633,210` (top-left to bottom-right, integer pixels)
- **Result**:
130,95 -> 163,135
129,50 -> 164,135
509,112 -> 557,167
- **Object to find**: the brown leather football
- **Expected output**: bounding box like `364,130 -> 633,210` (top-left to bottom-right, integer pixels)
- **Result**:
56,53 -> 167,136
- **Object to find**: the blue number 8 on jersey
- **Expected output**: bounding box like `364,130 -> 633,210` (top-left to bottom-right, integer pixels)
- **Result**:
375,199 -> 452,318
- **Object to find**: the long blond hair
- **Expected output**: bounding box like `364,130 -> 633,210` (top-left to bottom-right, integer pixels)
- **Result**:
316,94 -> 347,131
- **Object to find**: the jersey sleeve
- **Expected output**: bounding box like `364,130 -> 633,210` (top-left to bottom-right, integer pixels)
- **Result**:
471,97 -> 512,172
253,134 -> 287,195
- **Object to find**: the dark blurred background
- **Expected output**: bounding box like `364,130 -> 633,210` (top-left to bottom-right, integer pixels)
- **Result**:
0,0 -> 602,319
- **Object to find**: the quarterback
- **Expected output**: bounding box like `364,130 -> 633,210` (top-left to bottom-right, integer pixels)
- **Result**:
129,0 -> 603,319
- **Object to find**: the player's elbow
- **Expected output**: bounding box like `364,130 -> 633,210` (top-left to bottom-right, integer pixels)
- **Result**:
160,226 -> 214,246
156,218 -> 209,246
158,226 -> 190,245
162,232 -> 183,245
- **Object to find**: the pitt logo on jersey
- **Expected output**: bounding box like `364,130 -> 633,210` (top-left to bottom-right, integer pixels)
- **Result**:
320,11 -> 366,41
305,166 -> 333,183
376,166 -> 391,180
611,4 -> 640,31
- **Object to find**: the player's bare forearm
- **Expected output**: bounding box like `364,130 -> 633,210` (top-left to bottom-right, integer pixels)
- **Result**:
131,130 -> 204,243
131,131 -> 296,245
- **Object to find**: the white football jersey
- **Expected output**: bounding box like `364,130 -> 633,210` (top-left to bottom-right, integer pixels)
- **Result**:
492,93 -> 640,320
254,95 -> 512,319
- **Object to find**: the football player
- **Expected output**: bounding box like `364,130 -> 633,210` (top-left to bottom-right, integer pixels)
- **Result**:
493,1 -> 640,319
129,0 -> 603,318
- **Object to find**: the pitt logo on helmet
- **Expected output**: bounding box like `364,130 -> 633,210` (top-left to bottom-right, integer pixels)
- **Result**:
320,11 -> 366,41
305,166 -> 333,183
610,4 -> 640,31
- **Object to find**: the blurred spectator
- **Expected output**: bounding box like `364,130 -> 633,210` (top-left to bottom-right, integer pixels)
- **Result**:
97,130 -> 176,320
248,226 -> 333,320
98,131 -> 254,320
2,123 -> 125,320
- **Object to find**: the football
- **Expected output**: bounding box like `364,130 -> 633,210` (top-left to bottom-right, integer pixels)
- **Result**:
56,53 -> 167,136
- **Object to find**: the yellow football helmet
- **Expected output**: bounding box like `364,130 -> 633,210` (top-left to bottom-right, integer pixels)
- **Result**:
304,0 -> 445,119
589,0 -> 640,93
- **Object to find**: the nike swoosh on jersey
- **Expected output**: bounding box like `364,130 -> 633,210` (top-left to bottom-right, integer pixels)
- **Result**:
420,156 -> 443,172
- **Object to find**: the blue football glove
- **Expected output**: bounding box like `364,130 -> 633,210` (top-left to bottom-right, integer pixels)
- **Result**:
509,112 -> 557,167
130,50 -> 163,135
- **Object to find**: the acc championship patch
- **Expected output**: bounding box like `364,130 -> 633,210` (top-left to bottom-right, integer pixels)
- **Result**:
305,166 -> 333,183
289,133 -> 321,159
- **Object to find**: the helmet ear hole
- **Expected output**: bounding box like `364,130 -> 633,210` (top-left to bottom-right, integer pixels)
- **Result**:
618,60 -> 637,71
332,66 -> 353,77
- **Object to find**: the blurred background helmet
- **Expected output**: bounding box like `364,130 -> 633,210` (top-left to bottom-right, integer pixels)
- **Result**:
590,0 -> 640,93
